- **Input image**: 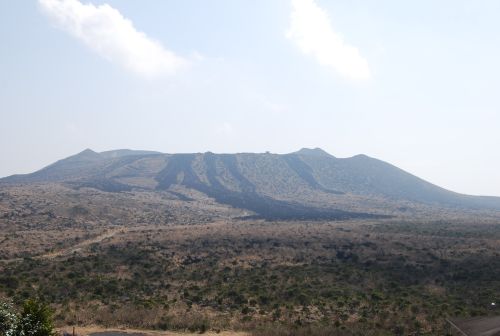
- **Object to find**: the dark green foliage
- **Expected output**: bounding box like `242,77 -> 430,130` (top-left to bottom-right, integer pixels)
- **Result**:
14,300 -> 56,336
0,300 -> 55,336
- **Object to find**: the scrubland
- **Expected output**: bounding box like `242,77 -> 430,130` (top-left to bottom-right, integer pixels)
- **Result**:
1,184 -> 500,335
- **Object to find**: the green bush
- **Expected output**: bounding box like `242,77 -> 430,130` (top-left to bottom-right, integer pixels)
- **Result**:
0,299 -> 56,336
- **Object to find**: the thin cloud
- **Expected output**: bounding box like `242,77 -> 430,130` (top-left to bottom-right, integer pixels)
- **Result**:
286,0 -> 371,81
38,0 -> 189,78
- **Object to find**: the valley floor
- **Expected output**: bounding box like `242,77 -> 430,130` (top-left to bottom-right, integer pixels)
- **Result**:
2,184 -> 500,335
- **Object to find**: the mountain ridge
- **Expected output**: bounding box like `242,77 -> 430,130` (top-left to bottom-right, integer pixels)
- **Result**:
2,148 -> 499,219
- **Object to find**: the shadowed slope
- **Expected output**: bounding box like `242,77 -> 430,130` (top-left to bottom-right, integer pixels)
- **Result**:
154,153 -> 378,220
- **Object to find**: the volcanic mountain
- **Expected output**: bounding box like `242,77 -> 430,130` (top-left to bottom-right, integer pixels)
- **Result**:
2,148 -> 499,219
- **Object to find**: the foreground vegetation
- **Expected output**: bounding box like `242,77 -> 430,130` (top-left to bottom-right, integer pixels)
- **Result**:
2,218 -> 500,335
0,299 -> 56,336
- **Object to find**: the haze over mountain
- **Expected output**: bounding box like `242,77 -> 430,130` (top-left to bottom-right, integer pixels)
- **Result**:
2,148 -> 499,220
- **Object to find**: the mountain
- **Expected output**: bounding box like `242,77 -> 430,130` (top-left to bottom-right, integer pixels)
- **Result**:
2,148 -> 499,219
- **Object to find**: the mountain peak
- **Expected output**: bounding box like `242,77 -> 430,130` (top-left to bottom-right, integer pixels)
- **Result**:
80,148 -> 97,155
68,148 -> 102,162
294,147 -> 333,157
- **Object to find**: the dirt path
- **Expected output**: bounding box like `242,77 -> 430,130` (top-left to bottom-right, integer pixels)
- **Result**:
58,326 -> 249,336
42,228 -> 125,259
0,222 -> 232,264
0,228 -> 125,264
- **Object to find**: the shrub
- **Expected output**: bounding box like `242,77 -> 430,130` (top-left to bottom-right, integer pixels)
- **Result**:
13,299 -> 56,336
0,300 -> 56,336
0,301 -> 17,336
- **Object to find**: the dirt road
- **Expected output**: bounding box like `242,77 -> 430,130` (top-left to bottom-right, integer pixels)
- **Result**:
58,326 -> 249,336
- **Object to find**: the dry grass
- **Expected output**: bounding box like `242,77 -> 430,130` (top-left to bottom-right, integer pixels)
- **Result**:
2,183 -> 500,335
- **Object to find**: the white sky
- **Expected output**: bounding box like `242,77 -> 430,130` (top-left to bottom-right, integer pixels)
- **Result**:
1,0 -> 499,196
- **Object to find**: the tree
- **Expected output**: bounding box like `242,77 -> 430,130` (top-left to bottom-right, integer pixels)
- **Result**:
14,300 -> 56,336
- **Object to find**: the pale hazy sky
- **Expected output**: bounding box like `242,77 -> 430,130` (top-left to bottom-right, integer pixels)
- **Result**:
1,0 -> 499,196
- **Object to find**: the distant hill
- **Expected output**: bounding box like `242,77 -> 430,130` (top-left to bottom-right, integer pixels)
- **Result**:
2,148 -> 499,219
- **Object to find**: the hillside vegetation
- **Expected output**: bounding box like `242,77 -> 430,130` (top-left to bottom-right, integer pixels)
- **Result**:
2,149 -> 500,335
